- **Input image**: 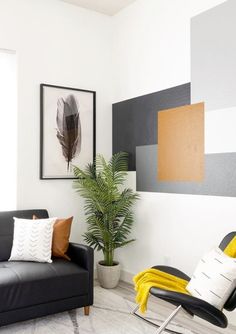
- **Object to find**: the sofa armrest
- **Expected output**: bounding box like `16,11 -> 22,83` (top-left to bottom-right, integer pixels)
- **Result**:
68,243 -> 94,305
68,243 -> 94,271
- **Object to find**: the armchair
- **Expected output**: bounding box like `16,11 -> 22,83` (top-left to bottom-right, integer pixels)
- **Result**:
132,232 -> 236,334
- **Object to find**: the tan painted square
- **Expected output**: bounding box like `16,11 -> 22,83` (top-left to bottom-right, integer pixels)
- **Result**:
158,102 -> 204,181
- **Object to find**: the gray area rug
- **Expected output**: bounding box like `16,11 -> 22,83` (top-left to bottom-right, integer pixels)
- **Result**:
0,286 -> 193,334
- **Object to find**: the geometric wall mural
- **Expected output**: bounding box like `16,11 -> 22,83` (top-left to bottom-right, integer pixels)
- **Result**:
205,106 -> 236,154
112,83 -> 190,171
113,0 -> 236,197
158,103 -> 204,182
137,145 -> 236,197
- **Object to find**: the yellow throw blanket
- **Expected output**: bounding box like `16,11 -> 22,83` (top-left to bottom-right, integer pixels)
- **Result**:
224,236 -> 236,257
133,268 -> 189,313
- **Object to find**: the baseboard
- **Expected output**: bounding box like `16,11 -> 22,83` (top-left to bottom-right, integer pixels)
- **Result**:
120,269 -> 134,285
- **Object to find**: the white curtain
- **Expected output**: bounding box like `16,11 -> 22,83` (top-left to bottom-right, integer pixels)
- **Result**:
0,50 -> 17,210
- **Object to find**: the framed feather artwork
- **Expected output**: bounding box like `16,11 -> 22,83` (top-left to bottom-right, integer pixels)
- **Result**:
40,84 -> 96,179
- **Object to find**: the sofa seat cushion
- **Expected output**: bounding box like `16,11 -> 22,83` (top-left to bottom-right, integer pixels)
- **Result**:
0,259 -> 89,312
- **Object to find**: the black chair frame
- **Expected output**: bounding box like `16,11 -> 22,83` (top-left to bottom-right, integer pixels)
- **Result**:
132,232 -> 236,334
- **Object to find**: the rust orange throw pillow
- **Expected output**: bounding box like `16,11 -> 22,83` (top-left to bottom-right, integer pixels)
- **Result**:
33,215 -> 73,260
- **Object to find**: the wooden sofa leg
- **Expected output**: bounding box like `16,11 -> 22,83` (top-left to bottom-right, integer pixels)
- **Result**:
84,306 -> 90,316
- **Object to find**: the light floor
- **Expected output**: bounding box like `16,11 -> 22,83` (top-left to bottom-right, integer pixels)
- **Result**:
0,281 -> 235,333
114,280 -> 236,334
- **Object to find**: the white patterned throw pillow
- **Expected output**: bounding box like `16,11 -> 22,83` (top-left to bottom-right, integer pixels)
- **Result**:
187,247 -> 236,310
9,217 -> 57,263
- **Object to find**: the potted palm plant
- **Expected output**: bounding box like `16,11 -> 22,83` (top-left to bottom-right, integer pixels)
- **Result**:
73,152 -> 139,288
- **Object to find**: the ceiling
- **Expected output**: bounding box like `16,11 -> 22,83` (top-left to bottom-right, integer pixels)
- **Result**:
60,0 -> 137,16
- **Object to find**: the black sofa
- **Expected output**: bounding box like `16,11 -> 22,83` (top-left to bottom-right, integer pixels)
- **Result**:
0,209 -> 94,326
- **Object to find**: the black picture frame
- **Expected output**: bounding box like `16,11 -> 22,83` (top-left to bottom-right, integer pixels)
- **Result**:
40,83 -> 96,180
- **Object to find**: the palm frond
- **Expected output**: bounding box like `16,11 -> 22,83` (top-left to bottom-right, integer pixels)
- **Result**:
73,152 -> 139,265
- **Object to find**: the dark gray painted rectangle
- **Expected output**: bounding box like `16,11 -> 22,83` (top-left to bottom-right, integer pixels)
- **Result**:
136,145 -> 236,197
112,83 -> 191,171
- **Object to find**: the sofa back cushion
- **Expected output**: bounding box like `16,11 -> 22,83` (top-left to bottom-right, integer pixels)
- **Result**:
0,210 -> 49,261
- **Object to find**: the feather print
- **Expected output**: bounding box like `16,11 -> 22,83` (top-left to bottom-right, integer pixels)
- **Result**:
56,94 -> 81,170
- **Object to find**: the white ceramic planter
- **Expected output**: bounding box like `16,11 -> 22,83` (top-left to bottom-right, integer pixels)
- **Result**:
97,261 -> 121,289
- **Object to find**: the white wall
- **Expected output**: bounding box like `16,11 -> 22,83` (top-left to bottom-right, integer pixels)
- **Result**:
113,3 -> 236,326
112,0 -> 232,277
0,50 -> 17,210
0,0 -> 113,244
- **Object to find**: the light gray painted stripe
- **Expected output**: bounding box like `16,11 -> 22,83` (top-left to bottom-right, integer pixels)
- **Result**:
191,0 -> 236,110
136,145 -> 236,197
